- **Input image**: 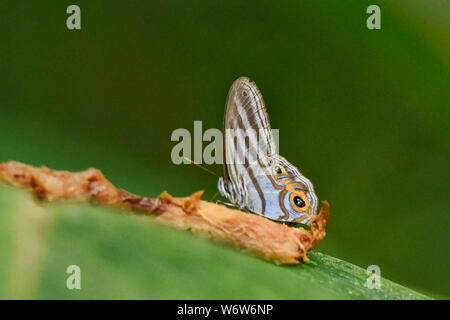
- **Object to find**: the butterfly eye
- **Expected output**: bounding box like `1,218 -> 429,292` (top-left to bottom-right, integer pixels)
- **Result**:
293,196 -> 306,208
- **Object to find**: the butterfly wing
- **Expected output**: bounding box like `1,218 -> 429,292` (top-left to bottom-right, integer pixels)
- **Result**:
219,77 -> 276,210
222,77 -> 276,180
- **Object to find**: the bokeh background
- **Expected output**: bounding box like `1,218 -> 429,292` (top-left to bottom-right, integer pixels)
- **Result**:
0,1 -> 448,298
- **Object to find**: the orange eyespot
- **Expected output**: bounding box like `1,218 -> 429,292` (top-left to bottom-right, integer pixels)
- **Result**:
273,164 -> 292,184
287,183 -> 310,213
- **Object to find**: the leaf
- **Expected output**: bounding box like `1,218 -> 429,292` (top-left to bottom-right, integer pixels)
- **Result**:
0,184 -> 430,299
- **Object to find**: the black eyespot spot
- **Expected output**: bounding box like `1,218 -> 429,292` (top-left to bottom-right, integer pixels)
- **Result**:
242,90 -> 248,97
293,196 -> 305,208
274,166 -> 282,174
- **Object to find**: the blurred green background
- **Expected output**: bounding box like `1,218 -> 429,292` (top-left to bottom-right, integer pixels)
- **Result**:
0,1 -> 448,298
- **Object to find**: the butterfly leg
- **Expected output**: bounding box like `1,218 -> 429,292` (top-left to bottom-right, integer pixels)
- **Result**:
215,199 -> 236,208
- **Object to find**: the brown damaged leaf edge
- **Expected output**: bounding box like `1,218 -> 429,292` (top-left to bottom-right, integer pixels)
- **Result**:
0,161 -> 330,264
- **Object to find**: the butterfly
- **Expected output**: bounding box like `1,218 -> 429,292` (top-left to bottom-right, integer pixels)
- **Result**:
218,77 -> 318,225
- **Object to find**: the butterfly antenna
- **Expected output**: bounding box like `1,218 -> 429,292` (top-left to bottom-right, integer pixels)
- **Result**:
209,191 -> 220,202
183,156 -> 218,176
